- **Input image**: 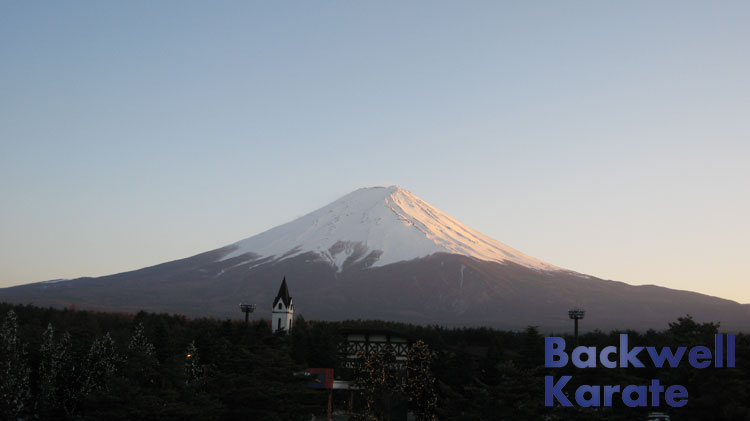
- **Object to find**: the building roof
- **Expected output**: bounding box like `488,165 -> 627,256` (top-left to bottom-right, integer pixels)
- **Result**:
273,277 -> 293,308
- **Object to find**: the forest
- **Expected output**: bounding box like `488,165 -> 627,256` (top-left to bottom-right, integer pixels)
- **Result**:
0,302 -> 748,420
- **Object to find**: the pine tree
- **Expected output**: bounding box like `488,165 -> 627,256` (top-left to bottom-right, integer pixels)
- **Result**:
83,332 -> 118,394
0,309 -> 31,419
185,340 -> 202,385
127,322 -> 156,357
37,323 -> 59,414
56,331 -> 82,416
354,345 -> 403,420
125,322 -> 159,389
405,340 -> 437,421
36,324 -> 84,417
290,315 -> 310,365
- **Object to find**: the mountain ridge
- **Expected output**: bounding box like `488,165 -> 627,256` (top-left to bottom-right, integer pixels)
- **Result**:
1,186 -> 748,331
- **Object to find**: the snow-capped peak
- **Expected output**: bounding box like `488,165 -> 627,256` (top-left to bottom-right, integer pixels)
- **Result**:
221,186 -> 559,271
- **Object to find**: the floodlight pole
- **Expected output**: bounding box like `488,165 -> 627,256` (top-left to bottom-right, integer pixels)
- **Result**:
568,308 -> 585,346
240,303 -> 256,325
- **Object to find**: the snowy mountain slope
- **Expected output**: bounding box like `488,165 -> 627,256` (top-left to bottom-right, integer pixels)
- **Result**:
222,186 -> 559,271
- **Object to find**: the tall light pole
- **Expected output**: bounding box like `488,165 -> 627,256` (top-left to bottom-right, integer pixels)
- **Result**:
240,303 -> 256,325
568,308 -> 585,346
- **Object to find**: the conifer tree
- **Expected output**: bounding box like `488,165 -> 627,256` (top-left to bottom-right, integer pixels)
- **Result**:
37,324 -> 83,417
354,345 -> 402,420
37,323 -> 58,414
56,331 -> 81,416
125,322 -> 159,389
128,322 -> 156,357
290,315 -> 310,365
185,340 -> 202,385
405,340 -> 437,421
83,332 -> 118,394
0,309 -> 31,419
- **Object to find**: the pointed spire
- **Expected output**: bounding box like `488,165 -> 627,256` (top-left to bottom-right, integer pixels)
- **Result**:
273,277 -> 292,307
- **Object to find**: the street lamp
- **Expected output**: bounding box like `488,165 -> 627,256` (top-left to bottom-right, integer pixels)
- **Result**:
568,308 -> 585,346
240,303 -> 256,324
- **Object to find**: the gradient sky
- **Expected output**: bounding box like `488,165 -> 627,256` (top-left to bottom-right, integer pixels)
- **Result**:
1,2 -> 748,303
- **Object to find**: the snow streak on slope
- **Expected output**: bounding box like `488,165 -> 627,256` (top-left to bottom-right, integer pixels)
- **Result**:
222,186 -> 559,271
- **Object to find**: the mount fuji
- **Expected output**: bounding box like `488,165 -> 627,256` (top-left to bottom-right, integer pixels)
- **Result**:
2,186 -> 748,331
222,186 -> 557,272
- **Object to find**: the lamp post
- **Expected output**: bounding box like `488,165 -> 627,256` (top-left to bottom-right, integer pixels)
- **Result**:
240,303 -> 256,324
568,308 -> 585,346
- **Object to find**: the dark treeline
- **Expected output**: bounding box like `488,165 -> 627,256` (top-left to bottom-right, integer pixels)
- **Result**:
0,302 -> 748,420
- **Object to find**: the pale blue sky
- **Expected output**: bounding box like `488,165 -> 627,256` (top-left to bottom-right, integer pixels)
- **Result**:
1,2 -> 748,302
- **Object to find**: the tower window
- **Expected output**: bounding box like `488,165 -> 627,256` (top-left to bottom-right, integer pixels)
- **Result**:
278,303 -> 282,309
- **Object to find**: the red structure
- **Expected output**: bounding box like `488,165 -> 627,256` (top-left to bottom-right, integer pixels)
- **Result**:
304,368 -> 334,389
304,368 -> 335,420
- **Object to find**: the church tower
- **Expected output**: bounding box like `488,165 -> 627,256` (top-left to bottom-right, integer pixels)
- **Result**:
272,277 -> 294,333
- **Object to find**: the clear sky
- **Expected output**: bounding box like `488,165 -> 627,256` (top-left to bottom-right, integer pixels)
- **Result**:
1,2 -> 748,303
